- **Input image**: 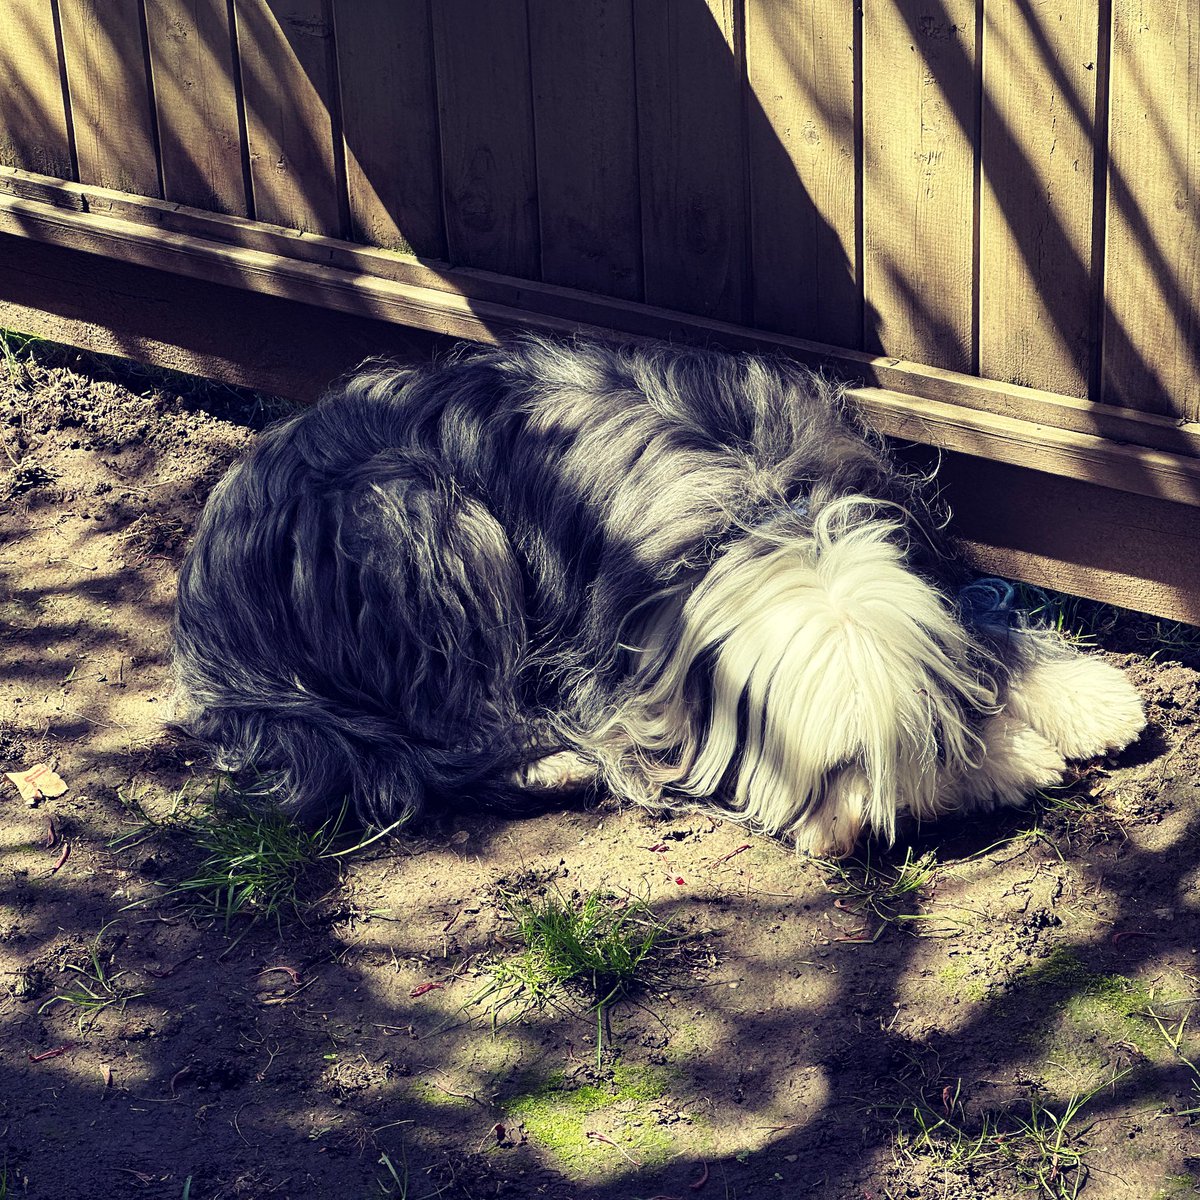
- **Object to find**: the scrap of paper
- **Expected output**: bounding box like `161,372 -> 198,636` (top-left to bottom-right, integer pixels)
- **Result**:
5,763 -> 68,805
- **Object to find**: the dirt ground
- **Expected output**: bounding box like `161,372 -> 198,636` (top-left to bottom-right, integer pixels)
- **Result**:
1,343 -> 1198,1200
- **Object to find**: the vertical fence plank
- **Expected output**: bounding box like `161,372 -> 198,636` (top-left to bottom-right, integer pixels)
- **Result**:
1103,0 -> 1200,421
431,0 -> 538,277
527,0 -> 641,300
634,0 -> 747,322
745,0 -> 858,346
862,0 -> 976,370
0,0 -> 73,178
145,0 -> 247,215
332,0 -> 444,257
235,0 -> 343,235
979,0 -> 1098,398
59,0 -> 161,196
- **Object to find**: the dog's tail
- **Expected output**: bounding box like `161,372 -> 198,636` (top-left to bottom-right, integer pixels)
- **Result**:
173,404 -> 531,826
615,497 -> 999,852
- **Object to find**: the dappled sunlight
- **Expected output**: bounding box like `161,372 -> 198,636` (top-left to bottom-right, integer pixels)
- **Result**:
0,0 -> 71,179
2,3 -> 1200,1194
1103,5 -> 1200,419
978,0 -> 1098,396
742,0 -> 860,345
861,0 -> 976,371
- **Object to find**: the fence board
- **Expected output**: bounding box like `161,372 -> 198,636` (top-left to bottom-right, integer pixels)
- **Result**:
527,0 -> 641,301
979,0 -> 1098,398
430,0 -> 538,277
234,0 -> 343,235
332,0 -> 444,257
145,0 -> 247,216
1103,0 -> 1200,422
862,0 -> 976,371
634,0 -> 747,321
0,0 -> 73,179
745,0 -> 858,347
59,0 -> 160,196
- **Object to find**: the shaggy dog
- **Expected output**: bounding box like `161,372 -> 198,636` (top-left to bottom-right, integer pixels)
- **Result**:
173,337 -> 1145,855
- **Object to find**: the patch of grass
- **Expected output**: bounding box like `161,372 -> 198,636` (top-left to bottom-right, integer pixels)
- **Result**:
473,888 -> 678,1064
1134,618 -> 1200,662
110,777 -> 208,853
1012,583 -> 1119,646
120,774 -> 400,931
38,922 -> 145,1032
169,801 -> 343,929
1009,577 -> 1200,664
819,845 -> 958,938
1032,783 -> 1127,852
0,327 -> 44,378
891,1071 -> 1129,1200
1142,1003 -> 1200,1115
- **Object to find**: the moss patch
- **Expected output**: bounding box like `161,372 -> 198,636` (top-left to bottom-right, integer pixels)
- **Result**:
1008,948 -> 1199,1083
1151,1174 -> 1198,1200
936,957 -> 990,1002
499,1064 -> 680,1176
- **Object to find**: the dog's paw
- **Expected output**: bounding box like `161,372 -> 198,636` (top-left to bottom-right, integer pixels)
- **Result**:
1006,657 -> 1146,760
790,767 -> 869,858
510,751 -> 598,792
956,714 -> 1067,811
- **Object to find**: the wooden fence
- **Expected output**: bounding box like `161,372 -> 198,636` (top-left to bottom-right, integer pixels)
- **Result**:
1,1 -> 1198,620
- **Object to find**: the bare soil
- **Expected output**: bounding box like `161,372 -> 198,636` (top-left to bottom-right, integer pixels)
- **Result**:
1,345 -> 1198,1200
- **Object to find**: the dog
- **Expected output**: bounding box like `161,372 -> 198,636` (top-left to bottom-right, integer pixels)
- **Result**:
172,336 -> 1146,855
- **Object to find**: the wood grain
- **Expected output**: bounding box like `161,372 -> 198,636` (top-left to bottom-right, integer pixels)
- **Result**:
59,0 -> 160,196
527,0 -> 641,300
0,229 -> 445,396
145,0 -> 247,215
430,0 -> 538,277
979,0 -> 1099,398
927,452 -> 1200,624
332,0 -> 444,256
234,0 -> 342,234
634,0 -> 747,321
1103,0 -> 1200,421
862,0 -> 977,370
745,0 -> 859,346
0,0 -> 73,179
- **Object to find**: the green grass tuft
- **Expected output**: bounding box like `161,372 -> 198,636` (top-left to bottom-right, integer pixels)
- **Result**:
168,801 -> 342,928
474,888 -> 677,1063
891,1071 -> 1129,1200
819,845 -> 959,937
38,922 -> 145,1032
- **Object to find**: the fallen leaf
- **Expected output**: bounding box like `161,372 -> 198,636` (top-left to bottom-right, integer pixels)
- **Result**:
5,762 -> 68,805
